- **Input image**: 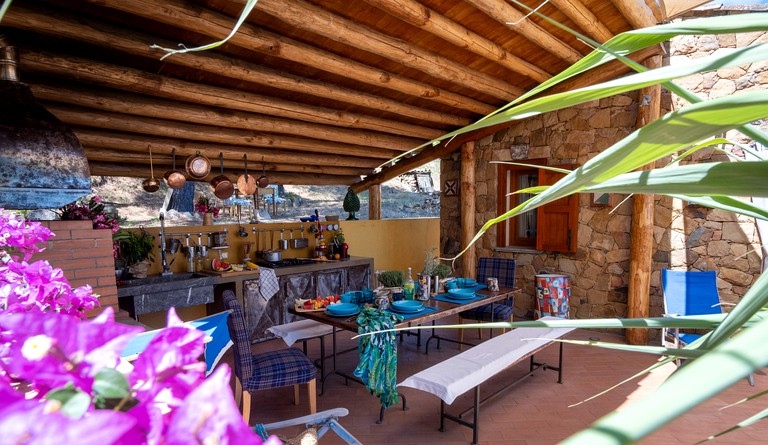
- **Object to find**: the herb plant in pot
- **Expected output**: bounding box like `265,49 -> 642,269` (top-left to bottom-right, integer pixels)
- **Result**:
116,228 -> 155,279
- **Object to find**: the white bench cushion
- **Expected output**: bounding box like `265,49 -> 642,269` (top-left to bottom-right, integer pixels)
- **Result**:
398,323 -> 574,404
267,319 -> 334,347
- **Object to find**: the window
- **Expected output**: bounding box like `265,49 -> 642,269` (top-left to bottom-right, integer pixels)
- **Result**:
496,161 -> 578,252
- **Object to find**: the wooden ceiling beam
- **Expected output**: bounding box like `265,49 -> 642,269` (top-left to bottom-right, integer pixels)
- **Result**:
83,148 -> 370,176
361,0 -> 551,83
464,0 -> 585,63
88,162 -> 360,185
47,104 -> 401,159
22,51 -> 446,140
4,6 -> 470,126
610,0 -> 658,29
249,0 -> 525,100
84,0 -> 497,116
76,130 -> 382,169
548,0 -> 614,42
32,83 -> 425,151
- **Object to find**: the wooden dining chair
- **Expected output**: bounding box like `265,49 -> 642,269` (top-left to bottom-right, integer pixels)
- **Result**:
458,258 -> 516,348
222,290 -> 317,423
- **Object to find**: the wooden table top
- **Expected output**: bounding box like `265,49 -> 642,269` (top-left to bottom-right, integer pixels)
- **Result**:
289,287 -> 519,332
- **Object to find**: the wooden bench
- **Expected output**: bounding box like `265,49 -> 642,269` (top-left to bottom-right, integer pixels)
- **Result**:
398,321 -> 574,445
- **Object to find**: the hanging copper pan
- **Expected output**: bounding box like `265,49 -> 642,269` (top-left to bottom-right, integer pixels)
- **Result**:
210,153 -> 234,199
185,150 -> 211,180
237,154 -> 257,195
141,145 -> 161,193
163,148 -> 186,189
257,156 -> 269,188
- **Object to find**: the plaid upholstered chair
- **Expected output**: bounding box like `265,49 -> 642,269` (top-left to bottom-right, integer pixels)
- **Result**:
458,258 -> 516,348
222,290 -> 317,423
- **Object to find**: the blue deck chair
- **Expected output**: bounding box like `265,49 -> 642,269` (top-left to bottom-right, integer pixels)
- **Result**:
661,269 -> 722,349
458,258 -> 516,348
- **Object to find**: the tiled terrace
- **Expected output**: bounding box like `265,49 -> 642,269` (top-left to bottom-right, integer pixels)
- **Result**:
232,319 -> 768,445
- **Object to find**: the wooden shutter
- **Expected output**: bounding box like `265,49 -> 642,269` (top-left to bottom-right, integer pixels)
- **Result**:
536,165 -> 578,252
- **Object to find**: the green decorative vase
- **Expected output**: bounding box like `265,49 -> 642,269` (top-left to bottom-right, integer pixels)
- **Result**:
343,188 -> 360,220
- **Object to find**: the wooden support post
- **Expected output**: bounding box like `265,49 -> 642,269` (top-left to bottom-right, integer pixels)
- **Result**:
369,184 -> 381,220
626,55 -> 662,345
460,141 -> 477,279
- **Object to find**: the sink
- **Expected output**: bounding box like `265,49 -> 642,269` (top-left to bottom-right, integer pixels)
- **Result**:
117,273 -> 218,317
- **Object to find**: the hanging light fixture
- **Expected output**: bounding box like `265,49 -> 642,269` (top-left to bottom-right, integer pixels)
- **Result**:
0,38 -> 91,210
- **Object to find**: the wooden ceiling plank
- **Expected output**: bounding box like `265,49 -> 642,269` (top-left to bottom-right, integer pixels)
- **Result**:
47,104 -> 401,159
76,130 -> 382,168
464,0 -> 584,63
32,83 -> 425,151
4,6 -> 470,126
548,0 -> 614,42
88,162 -> 360,185
610,0 -> 658,29
250,0 -> 525,100
85,0 -> 497,116
361,0 -> 551,83
23,51 -> 447,139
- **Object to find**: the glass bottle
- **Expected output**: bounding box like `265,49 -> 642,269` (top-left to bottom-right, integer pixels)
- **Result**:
403,267 -> 415,300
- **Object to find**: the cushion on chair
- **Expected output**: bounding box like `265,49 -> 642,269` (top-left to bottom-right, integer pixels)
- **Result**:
476,257 -> 516,289
222,290 -> 255,383
246,348 -> 317,391
459,300 -> 514,322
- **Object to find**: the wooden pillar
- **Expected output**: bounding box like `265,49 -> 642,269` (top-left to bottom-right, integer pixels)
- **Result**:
626,55 -> 662,345
368,184 -> 381,220
460,141 -> 477,279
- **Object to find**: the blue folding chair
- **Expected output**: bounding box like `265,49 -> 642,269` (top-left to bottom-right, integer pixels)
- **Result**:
661,269 -> 722,349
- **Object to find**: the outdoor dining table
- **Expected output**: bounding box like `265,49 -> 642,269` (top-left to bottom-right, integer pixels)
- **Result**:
288,287 -> 520,384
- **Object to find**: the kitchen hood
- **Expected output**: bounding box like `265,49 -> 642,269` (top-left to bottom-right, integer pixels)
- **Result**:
0,39 -> 91,210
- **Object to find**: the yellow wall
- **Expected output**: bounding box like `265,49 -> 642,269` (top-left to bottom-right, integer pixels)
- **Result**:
126,218 -> 439,327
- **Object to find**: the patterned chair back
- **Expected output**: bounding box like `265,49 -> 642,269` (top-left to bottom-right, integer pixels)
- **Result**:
222,290 -> 254,384
476,258 -> 516,289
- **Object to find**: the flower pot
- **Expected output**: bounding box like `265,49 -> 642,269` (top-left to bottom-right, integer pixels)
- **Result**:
203,212 -> 213,226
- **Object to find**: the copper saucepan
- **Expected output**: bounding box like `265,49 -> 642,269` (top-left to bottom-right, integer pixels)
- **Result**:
164,148 -> 186,190
210,152 -> 234,199
185,150 -> 211,180
257,156 -> 269,188
237,154 -> 257,195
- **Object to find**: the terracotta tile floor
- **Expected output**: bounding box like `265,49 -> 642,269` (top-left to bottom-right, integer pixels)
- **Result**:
229,318 -> 768,445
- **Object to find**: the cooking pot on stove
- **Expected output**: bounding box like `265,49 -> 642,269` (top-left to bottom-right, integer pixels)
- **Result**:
263,250 -> 282,262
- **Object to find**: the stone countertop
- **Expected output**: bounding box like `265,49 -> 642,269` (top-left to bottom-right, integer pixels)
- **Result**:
116,273 -> 218,298
196,256 -> 372,280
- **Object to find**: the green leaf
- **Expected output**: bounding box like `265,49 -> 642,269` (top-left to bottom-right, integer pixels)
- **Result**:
93,368 -> 130,399
45,387 -> 91,418
532,338 -> 707,358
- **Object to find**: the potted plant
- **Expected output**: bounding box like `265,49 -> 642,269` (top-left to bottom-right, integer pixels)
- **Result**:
422,248 -> 452,294
115,228 -> 155,279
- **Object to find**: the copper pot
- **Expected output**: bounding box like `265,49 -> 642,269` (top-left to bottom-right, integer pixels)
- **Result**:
164,148 -> 186,189
237,154 -> 257,195
185,151 -> 211,180
210,153 -> 234,199
257,156 -> 269,188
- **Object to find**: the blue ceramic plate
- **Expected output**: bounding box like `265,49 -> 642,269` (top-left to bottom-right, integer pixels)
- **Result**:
390,300 -> 424,313
326,302 -> 358,314
325,307 -> 360,317
447,288 -> 476,300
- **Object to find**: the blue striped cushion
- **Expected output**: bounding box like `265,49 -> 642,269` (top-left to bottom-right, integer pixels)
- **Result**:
223,290 -> 255,383
461,258 -> 516,322
247,348 -> 316,391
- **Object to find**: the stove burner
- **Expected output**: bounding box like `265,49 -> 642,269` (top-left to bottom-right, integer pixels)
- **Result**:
256,258 -> 315,268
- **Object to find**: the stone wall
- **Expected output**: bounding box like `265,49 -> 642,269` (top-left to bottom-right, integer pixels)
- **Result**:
440,18 -> 766,325
441,93 -> 640,320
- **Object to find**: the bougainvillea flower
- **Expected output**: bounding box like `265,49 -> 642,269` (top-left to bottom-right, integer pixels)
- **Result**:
165,366 -> 264,445
1,307 -> 142,395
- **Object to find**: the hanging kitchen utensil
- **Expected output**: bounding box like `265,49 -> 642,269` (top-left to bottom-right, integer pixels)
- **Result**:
142,145 -> 161,193
164,148 -> 186,189
210,153 -> 234,199
185,150 -> 211,180
293,225 -> 309,249
257,156 -> 269,188
278,229 -> 288,250
237,154 -> 257,195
